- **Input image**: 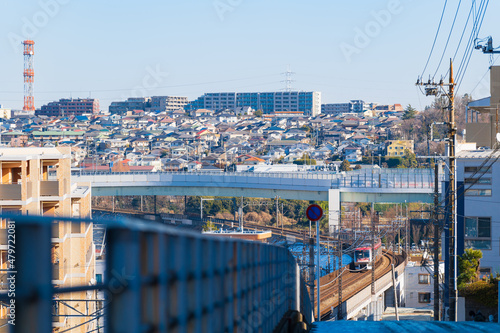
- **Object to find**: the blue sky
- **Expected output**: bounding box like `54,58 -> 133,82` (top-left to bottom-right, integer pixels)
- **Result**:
1,0 -> 500,111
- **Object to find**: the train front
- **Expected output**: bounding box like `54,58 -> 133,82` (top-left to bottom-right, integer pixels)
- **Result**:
353,246 -> 372,270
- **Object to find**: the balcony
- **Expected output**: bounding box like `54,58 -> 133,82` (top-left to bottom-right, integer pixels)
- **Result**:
0,184 -> 21,200
40,181 -> 60,196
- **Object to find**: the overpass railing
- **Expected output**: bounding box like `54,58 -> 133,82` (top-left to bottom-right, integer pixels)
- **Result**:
4,214 -> 312,333
73,168 -> 442,190
332,168 -> 443,189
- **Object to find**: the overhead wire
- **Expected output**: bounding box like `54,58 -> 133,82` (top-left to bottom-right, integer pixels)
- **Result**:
454,0 -> 485,83
433,0 -> 463,79
420,0 -> 449,80
456,0 -> 490,93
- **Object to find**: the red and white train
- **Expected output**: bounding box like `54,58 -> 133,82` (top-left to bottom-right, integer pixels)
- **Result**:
353,239 -> 382,270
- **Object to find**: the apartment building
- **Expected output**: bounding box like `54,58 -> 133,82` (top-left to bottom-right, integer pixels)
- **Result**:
109,97 -> 151,115
0,106 -> 11,119
37,99 -> 100,117
321,103 -> 350,115
454,148 -> 500,275
385,140 -> 414,157
321,100 -> 374,115
0,147 -> 94,332
186,91 -> 322,116
151,96 -> 188,112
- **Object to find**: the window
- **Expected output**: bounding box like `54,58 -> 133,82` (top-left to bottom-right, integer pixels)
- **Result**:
418,292 -> 431,303
96,274 -> 103,283
464,166 -> 491,173
465,189 -> 491,196
465,217 -> 491,250
465,177 -> 491,185
418,274 -> 430,284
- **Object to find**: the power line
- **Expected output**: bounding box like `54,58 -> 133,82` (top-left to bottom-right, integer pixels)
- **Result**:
0,74 -> 280,95
454,0 -> 485,82
433,0 -> 463,79
456,0 -> 490,93
421,0 -> 449,79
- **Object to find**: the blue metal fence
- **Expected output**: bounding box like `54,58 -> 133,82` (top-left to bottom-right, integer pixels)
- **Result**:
3,215 -> 312,332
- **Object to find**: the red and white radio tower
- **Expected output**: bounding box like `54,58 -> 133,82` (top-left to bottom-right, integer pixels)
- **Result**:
23,40 -> 35,112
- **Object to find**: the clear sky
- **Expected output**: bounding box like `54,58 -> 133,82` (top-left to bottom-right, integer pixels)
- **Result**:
1,0 -> 499,111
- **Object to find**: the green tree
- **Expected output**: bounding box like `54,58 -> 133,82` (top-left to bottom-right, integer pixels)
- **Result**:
202,220 -> 218,232
354,164 -> 362,170
402,149 -> 418,168
386,156 -> 403,168
402,104 -> 417,120
340,159 -> 352,171
458,248 -> 482,287
254,109 -> 263,117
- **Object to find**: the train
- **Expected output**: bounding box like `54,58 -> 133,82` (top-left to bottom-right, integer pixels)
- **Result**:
353,239 -> 382,270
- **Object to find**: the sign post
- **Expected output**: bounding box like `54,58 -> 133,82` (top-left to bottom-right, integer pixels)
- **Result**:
306,204 -> 323,321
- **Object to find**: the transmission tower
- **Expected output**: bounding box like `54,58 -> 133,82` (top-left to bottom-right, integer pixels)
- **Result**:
281,65 -> 295,92
23,40 -> 35,112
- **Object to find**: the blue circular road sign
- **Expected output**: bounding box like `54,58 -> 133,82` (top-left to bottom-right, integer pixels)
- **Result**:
306,204 -> 323,222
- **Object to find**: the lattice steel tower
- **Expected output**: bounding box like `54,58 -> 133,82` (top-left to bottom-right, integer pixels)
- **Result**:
23,40 -> 35,112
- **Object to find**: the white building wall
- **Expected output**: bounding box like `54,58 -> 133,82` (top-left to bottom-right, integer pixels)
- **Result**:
404,262 -> 443,309
457,154 -> 500,274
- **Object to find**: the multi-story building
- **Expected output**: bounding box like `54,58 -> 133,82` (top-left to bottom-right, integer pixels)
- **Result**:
186,91 -> 321,116
453,65 -> 500,276
0,147 -> 94,332
404,261 -> 444,310
321,100 -> 374,115
109,97 -> 151,115
385,140 -> 414,157
151,96 -> 188,112
37,98 -> 100,117
0,106 -> 11,119
455,148 -> 500,275
321,103 -> 349,115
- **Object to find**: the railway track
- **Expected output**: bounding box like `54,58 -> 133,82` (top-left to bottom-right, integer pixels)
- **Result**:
316,251 -> 404,319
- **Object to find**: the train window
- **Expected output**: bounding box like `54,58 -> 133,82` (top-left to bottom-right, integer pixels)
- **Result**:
355,250 -> 370,259
418,274 -> 430,284
418,292 -> 431,303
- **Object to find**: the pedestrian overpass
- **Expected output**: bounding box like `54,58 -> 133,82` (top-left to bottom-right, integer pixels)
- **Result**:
73,168 -> 442,231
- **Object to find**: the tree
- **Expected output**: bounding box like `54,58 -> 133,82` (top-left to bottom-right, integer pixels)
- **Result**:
402,104 -> 417,120
458,248 -> 483,287
254,109 -> 263,117
386,156 -> 403,168
340,159 -> 352,172
401,149 -> 418,168
354,164 -> 362,170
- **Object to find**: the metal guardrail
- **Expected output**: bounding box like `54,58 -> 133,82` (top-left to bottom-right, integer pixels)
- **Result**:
4,214 -> 312,333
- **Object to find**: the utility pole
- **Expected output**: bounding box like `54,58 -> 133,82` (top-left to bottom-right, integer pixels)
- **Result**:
239,196 -> 244,231
433,162 -> 441,321
371,203 -> 376,296
308,238 -> 315,317
275,196 -> 279,228
338,227 -> 343,319
281,202 -> 284,235
405,202 -> 408,256
417,59 -> 457,322
447,59 -> 457,322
